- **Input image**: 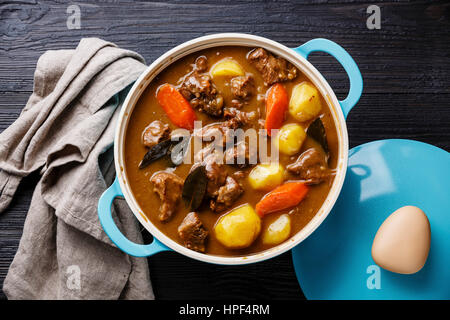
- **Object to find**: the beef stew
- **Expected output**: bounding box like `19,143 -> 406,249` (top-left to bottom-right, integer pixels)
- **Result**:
124,46 -> 338,256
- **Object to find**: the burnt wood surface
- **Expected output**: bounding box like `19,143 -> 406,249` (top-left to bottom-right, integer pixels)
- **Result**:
0,0 -> 449,300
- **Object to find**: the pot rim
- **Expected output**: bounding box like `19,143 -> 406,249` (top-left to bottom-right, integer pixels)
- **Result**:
114,33 -> 349,265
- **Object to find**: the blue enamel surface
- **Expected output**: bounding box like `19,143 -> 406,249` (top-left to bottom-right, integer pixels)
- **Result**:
98,176 -> 171,257
292,139 -> 450,300
293,38 -> 363,119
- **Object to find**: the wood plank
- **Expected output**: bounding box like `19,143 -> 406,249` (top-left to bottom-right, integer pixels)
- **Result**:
0,1 -> 449,93
148,250 -> 304,300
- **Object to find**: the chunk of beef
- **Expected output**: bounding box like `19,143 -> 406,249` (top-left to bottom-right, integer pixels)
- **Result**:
287,148 -> 330,184
192,146 -> 245,211
203,153 -> 227,197
193,107 -> 256,148
194,56 -> 208,72
224,141 -> 257,168
248,48 -> 298,85
223,108 -> 256,128
195,123 -> 233,147
182,73 -> 224,116
232,170 -> 246,181
179,71 -> 211,100
194,120 -> 237,147
178,212 -> 208,253
230,75 -> 254,100
193,143 -> 216,163
151,171 -> 184,222
258,119 -> 266,129
141,120 -> 170,148
210,176 -> 243,212
179,56 -> 224,117
231,99 -> 244,109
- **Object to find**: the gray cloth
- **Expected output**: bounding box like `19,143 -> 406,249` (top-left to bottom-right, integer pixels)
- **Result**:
0,38 -> 154,299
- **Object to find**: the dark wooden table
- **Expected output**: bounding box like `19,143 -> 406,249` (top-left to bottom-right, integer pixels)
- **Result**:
0,0 -> 449,300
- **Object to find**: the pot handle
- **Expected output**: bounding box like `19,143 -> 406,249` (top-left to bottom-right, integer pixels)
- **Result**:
292,38 -> 363,119
98,176 -> 171,257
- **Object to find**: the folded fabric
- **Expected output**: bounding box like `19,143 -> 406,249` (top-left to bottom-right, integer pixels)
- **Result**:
0,38 -> 153,299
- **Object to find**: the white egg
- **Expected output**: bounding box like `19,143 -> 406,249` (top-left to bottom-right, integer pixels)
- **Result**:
371,206 -> 431,274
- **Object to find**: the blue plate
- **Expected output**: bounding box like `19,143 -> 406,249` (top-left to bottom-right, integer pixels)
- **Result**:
292,139 -> 450,300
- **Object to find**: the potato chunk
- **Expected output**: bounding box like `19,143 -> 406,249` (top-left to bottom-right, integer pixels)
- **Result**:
262,214 -> 291,245
215,204 -> 261,249
248,163 -> 285,190
275,123 -> 306,155
289,82 -> 322,122
210,58 -> 245,77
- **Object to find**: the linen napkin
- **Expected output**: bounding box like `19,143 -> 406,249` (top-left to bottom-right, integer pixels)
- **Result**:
0,38 -> 154,299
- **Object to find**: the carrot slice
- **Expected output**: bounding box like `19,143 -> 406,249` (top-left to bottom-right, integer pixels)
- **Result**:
265,83 -> 288,136
156,84 -> 197,130
255,181 -> 308,217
